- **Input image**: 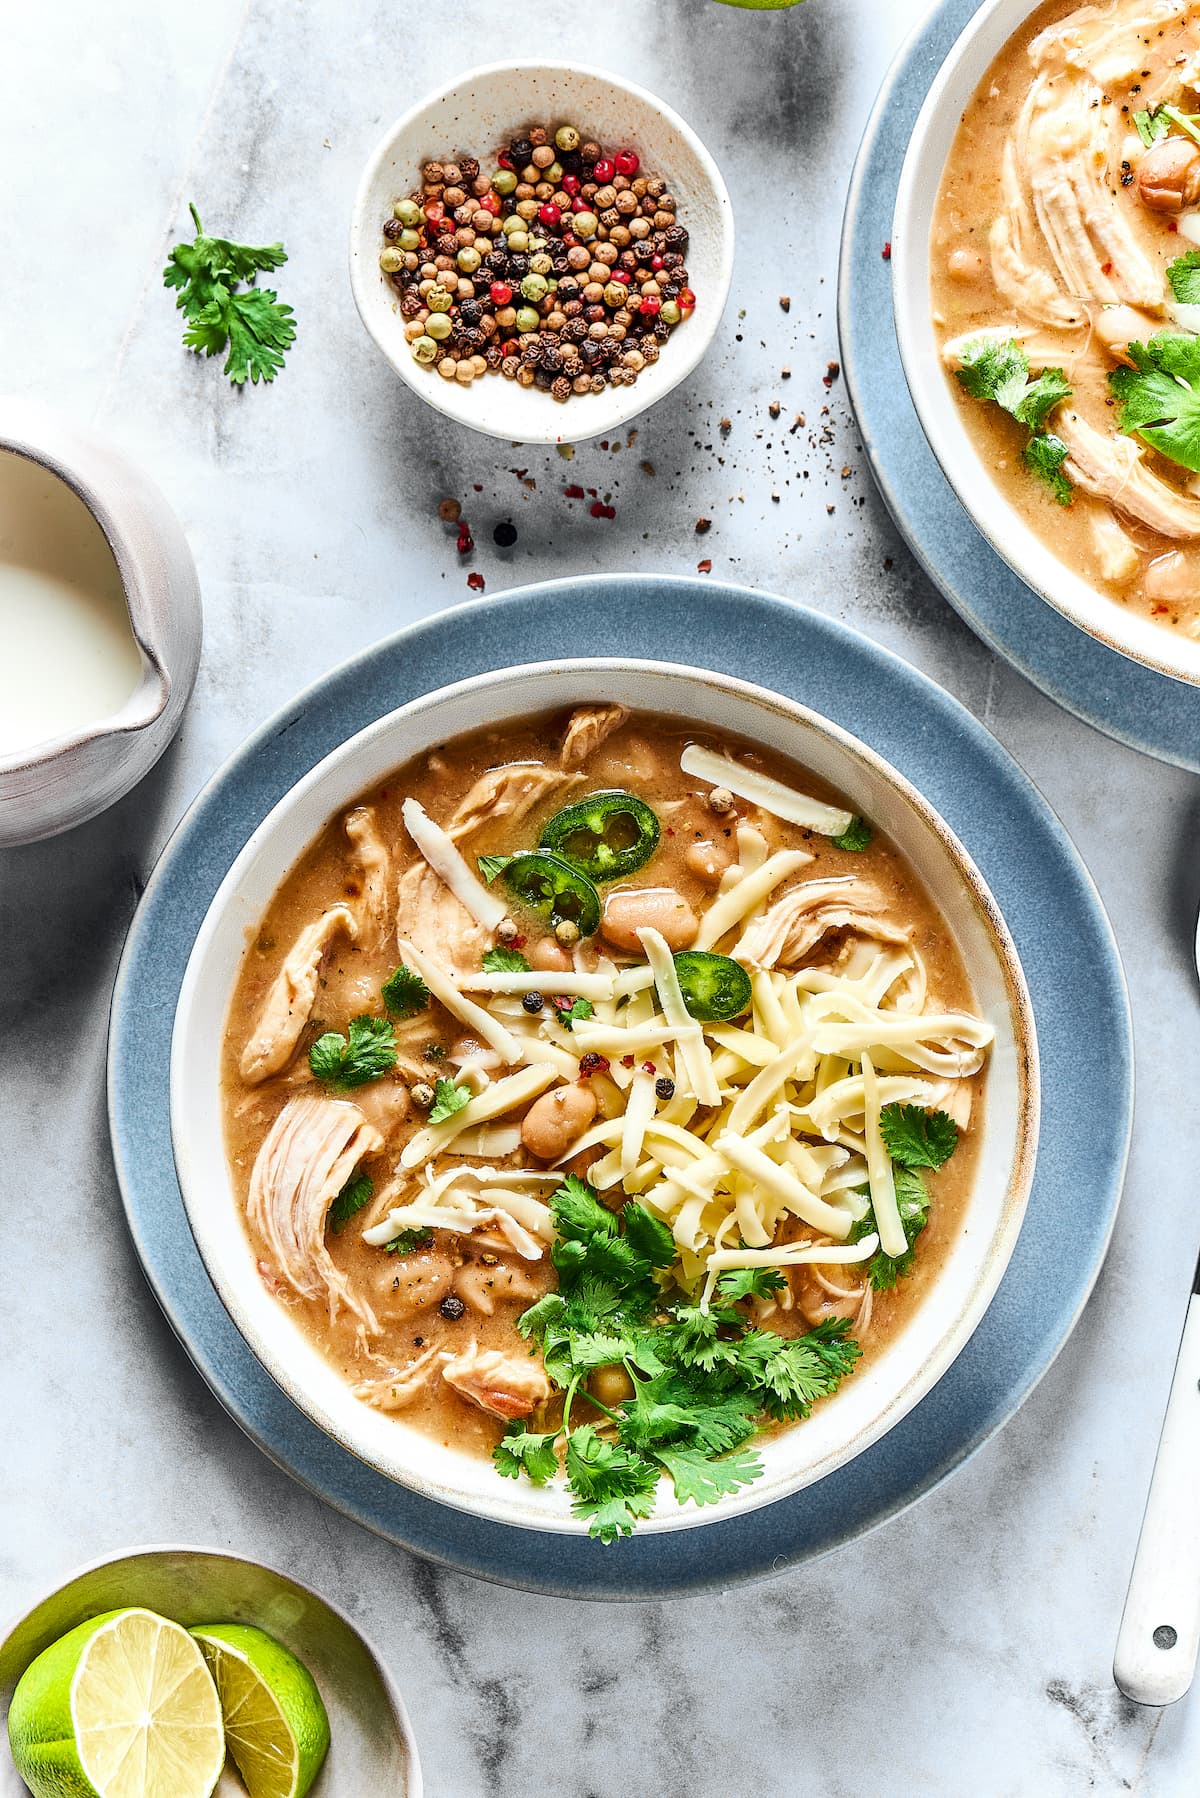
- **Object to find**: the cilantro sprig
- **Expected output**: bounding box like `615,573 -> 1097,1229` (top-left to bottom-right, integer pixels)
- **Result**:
1110,332 -> 1200,473
309,1015 -> 397,1088
382,964 -> 429,1019
428,1076 -> 471,1125
163,203 -> 296,386
327,1172 -> 373,1235
956,337 -> 1073,505
832,816 -> 872,854
495,1176 -> 861,1541
482,946 -> 530,974
849,1103 -> 960,1290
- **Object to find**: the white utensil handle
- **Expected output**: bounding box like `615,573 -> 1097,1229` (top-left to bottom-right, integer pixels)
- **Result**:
1114,1293 -> 1200,1705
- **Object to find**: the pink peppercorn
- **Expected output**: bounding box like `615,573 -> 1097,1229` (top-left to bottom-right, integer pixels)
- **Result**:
639,294 -> 661,317
609,267 -> 630,284
490,281 -> 513,305
650,254 -> 664,270
538,201 -> 561,228
561,173 -> 581,195
615,150 -> 639,176
479,190 -> 502,215
592,157 -> 615,183
679,287 -> 696,311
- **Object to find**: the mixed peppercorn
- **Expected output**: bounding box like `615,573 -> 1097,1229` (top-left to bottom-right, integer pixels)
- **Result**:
379,123 -> 695,402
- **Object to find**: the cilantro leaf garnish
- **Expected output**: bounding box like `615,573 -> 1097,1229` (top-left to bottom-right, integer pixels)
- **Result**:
1134,106 -> 1171,146
165,205 -> 295,386
427,1077 -> 471,1124
381,963 -> 430,1019
1110,334 -> 1200,472
477,854 -> 511,885
552,995 -> 594,1028
850,1169 -> 931,1291
716,1266 -> 788,1303
494,1427 -> 560,1485
482,946 -> 530,974
1167,249 -> 1200,305
956,337 -> 1073,503
327,1171 -> 372,1235
308,1015 -> 397,1088
1021,432 -> 1073,506
880,1102 -> 959,1170
831,816 -> 872,853
384,1227 -> 434,1255
500,1174 -> 862,1541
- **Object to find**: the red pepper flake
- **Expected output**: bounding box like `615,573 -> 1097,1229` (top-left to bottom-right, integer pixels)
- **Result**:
822,361 -> 841,389
1169,219 -> 1179,232
641,1061 -> 657,1075
590,501 -> 616,519
511,935 -> 527,948
551,994 -> 574,1010
578,1052 -> 610,1078
665,826 -> 675,836
1101,261 -> 1113,275
456,523 -> 474,555
586,488 -> 597,498
563,483 -> 585,499
472,483 -> 483,493
882,241 -> 892,260
697,558 -> 712,573
621,1054 -> 636,1068
1152,601 -> 1169,614
467,571 -> 485,591
600,440 -> 609,450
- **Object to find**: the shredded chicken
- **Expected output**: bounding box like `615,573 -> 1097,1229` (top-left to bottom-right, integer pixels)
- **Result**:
446,763 -> 581,843
248,1096 -> 383,1331
1059,410 -> 1200,538
353,1344 -> 441,1411
736,879 -> 910,971
441,1343 -> 552,1419
239,906 -> 357,1084
344,806 -> 391,948
559,703 -> 628,768
454,1261 -> 542,1316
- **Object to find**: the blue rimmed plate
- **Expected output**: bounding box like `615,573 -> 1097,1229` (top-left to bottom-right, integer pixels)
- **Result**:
838,0 -> 1200,772
108,575 -> 1131,1598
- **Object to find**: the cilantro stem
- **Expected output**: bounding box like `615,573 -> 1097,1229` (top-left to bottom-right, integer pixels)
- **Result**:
1164,105 -> 1200,151
188,201 -> 203,235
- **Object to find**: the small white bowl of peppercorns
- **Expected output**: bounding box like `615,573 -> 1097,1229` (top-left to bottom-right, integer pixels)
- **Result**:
349,61 -> 734,443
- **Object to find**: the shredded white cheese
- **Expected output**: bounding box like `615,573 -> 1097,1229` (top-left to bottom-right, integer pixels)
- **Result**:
400,1061 -> 558,1168
694,850 -> 813,950
401,797 -> 507,929
862,1052 -> 906,1257
638,926 -> 721,1107
397,937 -> 522,1064
681,743 -> 856,837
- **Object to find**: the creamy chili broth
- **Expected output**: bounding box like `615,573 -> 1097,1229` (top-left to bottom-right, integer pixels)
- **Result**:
222,705 -> 986,1462
931,0 -> 1200,636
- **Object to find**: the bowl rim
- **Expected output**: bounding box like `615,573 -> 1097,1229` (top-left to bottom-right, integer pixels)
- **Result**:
0,400 -> 173,775
891,0 -> 1200,690
170,655 -> 1040,1536
0,1541 -> 423,1796
347,59 -> 735,445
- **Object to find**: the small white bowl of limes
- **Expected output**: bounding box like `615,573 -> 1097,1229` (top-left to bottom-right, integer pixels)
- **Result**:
0,1546 -> 421,1798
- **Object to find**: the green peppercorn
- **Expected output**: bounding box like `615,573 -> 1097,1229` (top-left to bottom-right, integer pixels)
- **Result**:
398,228 -> 422,252
425,312 -> 452,341
660,299 -> 682,326
573,211 -> 599,239
501,215 -> 526,238
379,246 -> 404,273
426,287 -> 453,312
521,272 -> 549,303
411,335 -> 439,363
515,306 -> 541,332
603,281 -> 627,308
545,162 -> 563,186
491,169 -> 518,196
506,230 -> 530,253
555,125 -> 580,153
529,252 -> 553,275
457,245 -> 482,273
393,198 -> 423,227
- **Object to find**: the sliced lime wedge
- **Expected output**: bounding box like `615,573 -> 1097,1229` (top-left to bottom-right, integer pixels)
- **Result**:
189,1624 -> 330,1798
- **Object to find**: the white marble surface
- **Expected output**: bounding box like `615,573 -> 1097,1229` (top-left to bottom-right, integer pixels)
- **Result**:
3,0 -> 1199,1792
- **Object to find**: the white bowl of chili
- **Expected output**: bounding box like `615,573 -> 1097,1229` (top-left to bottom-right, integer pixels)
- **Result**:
349,62 -> 734,443
170,658 -> 1037,1542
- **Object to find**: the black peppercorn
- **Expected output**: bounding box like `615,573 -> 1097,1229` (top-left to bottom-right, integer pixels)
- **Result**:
535,367 -> 555,389
458,155 -> 480,182
383,217 -> 404,240
493,520 -> 518,548
508,253 -> 530,279
436,233 -> 458,257
485,249 -> 509,273
439,1294 -> 467,1321
460,298 -> 483,325
510,137 -> 533,165
556,276 -> 580,301
560,149 -> 582,175
655,1076 -> 675,1101
664,223 -> 688,248
522,991 -> 545,1013
542,348 -> 563,374
581,340 -> 602,366
564,318 -> 588,342
662,251 -> 684,271
551,255 -> 570,276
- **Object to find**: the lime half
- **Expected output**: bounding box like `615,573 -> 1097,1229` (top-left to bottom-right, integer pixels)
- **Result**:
189,1624 -> 330,1798
8,1607 -> 225,1798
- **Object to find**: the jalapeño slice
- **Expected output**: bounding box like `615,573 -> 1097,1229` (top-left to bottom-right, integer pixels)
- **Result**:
673,950 -> 752,1023
540,789 -> 660,883
501,850 -> 602,935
